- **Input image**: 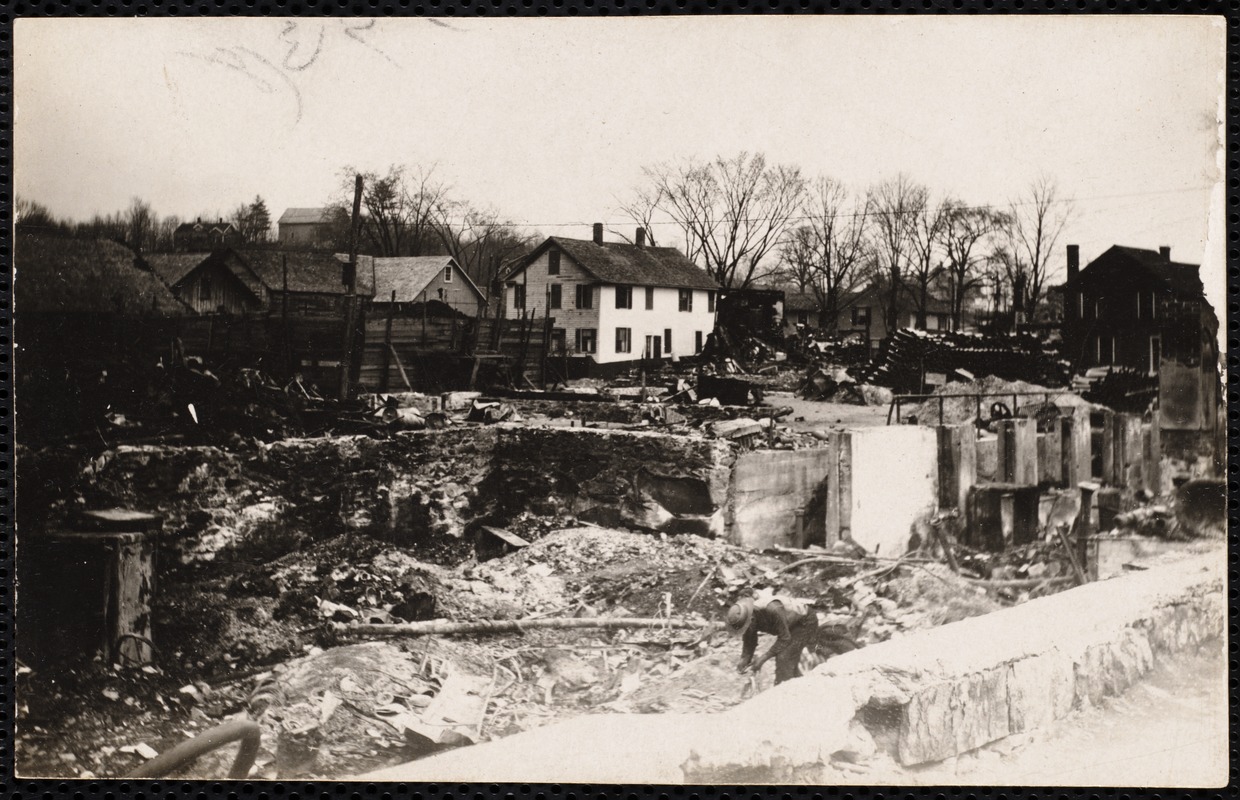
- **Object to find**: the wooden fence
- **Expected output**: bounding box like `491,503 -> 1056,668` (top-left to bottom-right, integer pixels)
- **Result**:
18,306 -> 554,401
359,309 -> 552,393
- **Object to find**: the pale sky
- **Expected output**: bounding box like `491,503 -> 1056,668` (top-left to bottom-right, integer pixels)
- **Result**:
14,16 -> 1227,320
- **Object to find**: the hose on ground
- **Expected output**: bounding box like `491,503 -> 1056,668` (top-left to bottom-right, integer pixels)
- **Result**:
123,719 -> 261,780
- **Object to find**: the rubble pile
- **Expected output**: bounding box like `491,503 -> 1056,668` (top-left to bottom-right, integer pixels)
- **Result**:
910,376 -> 1092,427
1074,366 -> 1159,414
862,329 -> 1069,394
20,520 -> 1068,779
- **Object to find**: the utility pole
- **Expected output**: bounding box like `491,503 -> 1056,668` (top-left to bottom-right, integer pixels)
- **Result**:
339,174 -> 364,402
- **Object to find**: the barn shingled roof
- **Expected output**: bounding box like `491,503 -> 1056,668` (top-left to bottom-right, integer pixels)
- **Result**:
235,250 -> 374,297
510,236 -> 719,291
15,233 -> 188,315
146,253 -> 212,287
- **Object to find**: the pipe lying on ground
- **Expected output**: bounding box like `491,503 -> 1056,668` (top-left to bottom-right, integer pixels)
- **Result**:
335,617 -> 709,637
961,575 -> 1075,590
123,719 -> 261,780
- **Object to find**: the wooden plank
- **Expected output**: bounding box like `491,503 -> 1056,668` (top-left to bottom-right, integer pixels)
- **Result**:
824,432 -> 841,545
838,431 -> 852,540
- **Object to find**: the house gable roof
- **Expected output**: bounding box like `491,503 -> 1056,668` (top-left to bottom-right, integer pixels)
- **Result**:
175,220 -> 236,235
509,236 -> 719,291
369,256 -> 483,303
279,207 -> 335,225
1070,245 -> 1206,300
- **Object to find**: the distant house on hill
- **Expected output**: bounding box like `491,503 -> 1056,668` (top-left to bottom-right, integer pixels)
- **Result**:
1059,243 -> 1220,432
367,255 -> 484,318
15,233 -> 187,316
174,218 -> 242,252
503,224 -> 719,368
146,251 -> 266,315
278,208 -> 338,248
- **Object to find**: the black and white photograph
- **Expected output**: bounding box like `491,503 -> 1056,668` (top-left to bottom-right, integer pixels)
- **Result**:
12,15 -> 1228,785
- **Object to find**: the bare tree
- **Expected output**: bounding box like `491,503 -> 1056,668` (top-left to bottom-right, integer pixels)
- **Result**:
1001,175 -> 1071,316
868,174 -> 927,333
127,197 -> 155,254
611,183 -> 664,247
434,201 -> 538,302
231,196 -> 272,244
153,215 -> 182,252
15,196 -> 56,230
941,201 -> 1008,330
639,152 -> 805,289
904,193 -> 951,329
778,177 -> 871,333
333,164 -> 446,257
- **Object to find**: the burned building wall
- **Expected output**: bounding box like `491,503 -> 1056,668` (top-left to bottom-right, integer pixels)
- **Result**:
490,427 -> 735,536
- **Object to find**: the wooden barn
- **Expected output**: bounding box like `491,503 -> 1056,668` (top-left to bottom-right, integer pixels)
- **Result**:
146,251 -> 266,315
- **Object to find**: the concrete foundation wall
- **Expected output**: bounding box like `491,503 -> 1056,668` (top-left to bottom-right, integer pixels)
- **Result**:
848,426 -> 938,556
729,448 -> 833,550
362,552 -> 1224,783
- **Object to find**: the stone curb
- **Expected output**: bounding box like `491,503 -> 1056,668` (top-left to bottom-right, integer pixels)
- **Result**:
361,551 -> 1224,783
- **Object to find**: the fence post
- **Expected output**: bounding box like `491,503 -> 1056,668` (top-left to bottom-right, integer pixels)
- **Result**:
824,431 -> 853,544
541,315 -> 553,389
996,418 -> 1038,486
379,291 -> 396,393
938,423 -> 977,509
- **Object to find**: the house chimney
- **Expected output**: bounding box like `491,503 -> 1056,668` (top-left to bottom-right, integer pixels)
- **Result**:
593,223 -> 604,245
1066,244 -> 1080,281
635,227 -> 646,248
1159,245 -> 1171,261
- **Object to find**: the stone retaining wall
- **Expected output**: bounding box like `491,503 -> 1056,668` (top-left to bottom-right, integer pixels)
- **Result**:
361,552 -> 1224,783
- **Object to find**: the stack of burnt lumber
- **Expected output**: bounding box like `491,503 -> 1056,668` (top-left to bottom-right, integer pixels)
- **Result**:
862,329 -> 1067,393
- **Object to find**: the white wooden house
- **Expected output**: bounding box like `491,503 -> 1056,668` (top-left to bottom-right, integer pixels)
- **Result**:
503,225 -> 719,367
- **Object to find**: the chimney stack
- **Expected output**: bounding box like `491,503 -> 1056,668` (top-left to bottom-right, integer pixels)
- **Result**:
1159,245 -> 1171,261
1066,244 -> 1080,282
635,227 -> 646,248
593,223 -> 604,245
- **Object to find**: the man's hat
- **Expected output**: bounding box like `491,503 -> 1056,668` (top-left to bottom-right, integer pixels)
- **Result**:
725,597 -> 754,635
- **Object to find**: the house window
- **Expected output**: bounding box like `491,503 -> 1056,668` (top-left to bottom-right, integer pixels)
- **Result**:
1077,293 -> 1084,319
679,289 -> 694,312
1095,335 -> 1115,365
549,284 -> 562,310
513,283 -> 526,310
576,285 -> 593,309
615,327 -> 632,354
645,286 -> 654,310
575,328 -> 596,354
851,306 -> 870,326
548,250 -> 561,276
615,285 -> 633,309
443,265 -> 453,283
664,328 -> 672,354
550,327 -> 567,354
695,330 -> 704,354
199,272 -> 213,304
707,291 -> 716,313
